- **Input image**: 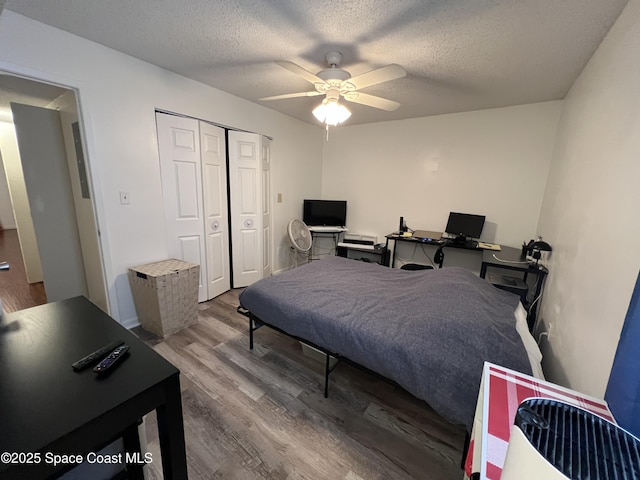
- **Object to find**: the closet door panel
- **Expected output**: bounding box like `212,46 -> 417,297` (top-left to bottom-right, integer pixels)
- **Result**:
200,122 -> 230,298
156,112 -> 208,302
229,131 -> 262,287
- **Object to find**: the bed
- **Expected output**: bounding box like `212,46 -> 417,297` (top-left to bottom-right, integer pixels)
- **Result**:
238,256 -> 542,430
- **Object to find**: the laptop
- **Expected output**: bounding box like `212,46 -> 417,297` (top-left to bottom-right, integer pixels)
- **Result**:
412,230 -> 443,243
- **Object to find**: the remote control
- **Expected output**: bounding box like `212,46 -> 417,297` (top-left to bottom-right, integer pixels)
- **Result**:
93,344 -> 130,374
72,340 -> 124,371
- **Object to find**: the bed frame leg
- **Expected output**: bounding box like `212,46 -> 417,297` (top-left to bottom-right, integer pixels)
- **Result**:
249,316 -> 254,350
461,431 -> 470,469
324,353 -> 330,398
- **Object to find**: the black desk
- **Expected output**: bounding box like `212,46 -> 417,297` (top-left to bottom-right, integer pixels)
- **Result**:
479,246 -> 548,331
385,233 -> 472,268
336,243 -> 389,265
0,296 -> 187,480
386,235 -> 548,330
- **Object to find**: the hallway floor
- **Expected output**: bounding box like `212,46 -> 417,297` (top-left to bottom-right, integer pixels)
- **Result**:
0,228 -> 46,313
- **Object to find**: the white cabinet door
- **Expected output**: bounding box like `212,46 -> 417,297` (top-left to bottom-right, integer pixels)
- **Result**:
228,131 -> 262,287
156,112 -> 208,302
200,122 -> 231,298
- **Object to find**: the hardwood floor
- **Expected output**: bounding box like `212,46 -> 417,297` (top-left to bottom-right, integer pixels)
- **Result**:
137,289 -> 467,479
0,228 -> 47,313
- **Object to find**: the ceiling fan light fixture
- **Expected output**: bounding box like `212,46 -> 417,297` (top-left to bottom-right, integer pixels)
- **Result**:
267,52 -> 406,131
312,98 -> 351,126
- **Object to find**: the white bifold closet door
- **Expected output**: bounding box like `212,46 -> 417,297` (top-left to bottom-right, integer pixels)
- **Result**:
228,131 -> 271,287
156,113 -> 271,297
156,113 -> 230,301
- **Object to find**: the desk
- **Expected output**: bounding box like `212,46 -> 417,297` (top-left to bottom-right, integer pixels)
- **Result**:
336,243 -> 389,265
465,363 -> 614,480
479,246 -> 548,331
308,226 -> 347,261
387,236 -> 548,329
0,296 -> 187,480
386,233 -> 487,268
385,233 -> 447,268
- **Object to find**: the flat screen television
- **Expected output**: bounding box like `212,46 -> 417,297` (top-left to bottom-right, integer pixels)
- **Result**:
303,199 -> 347,227
445,212 -> 485,241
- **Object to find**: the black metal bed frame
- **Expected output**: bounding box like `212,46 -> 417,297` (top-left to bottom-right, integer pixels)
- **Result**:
236,305 -> 471,470
238,306 -> 342,397
237,306 -> 396,398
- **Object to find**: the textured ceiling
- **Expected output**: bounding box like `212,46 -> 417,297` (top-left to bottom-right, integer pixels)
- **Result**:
2,0 -> 630,126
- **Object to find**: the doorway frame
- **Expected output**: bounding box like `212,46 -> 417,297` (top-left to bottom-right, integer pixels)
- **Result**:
0,60 -> 114,315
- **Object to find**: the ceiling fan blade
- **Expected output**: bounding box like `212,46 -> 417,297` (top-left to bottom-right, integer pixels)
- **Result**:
275,60 -> 325,85
344,64 -> 406,90
343,92 -> 401,111
259,91 -> 323,101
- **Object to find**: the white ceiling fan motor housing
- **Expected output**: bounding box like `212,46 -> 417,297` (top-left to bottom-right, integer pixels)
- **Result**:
316,51 -> 351,85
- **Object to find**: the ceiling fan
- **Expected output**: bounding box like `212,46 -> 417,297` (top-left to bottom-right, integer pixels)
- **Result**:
260,52 -> 406,125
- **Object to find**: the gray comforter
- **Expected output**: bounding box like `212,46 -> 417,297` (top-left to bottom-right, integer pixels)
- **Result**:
239,256 -> 532,430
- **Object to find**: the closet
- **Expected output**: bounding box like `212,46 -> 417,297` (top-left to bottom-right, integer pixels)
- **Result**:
156,112 -> 271,302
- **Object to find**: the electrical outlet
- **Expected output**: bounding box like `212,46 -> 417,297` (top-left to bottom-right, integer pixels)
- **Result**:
277,193 -> 282,203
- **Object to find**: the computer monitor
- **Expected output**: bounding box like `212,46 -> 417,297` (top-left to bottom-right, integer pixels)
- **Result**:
445,212 -> 485,242
303,200 -> 347,227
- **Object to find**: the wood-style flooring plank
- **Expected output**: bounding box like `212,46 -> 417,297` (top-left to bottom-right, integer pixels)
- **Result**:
0,229 -> 46,313
139,289 -> 466,480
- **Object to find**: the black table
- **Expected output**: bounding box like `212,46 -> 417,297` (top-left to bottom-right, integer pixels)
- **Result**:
479,246 -> 548,331
386,233 -> 480,268
336,243 -> 389,265
386,235 -> 549,330
0,296 -> 187,480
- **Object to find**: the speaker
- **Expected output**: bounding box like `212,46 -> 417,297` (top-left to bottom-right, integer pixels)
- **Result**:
399,216 -> 405,232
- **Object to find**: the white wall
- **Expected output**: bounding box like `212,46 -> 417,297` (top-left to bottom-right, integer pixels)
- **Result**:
0,11 -> 323,325
321,102 -> 562,249
536,0 -> 640,397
